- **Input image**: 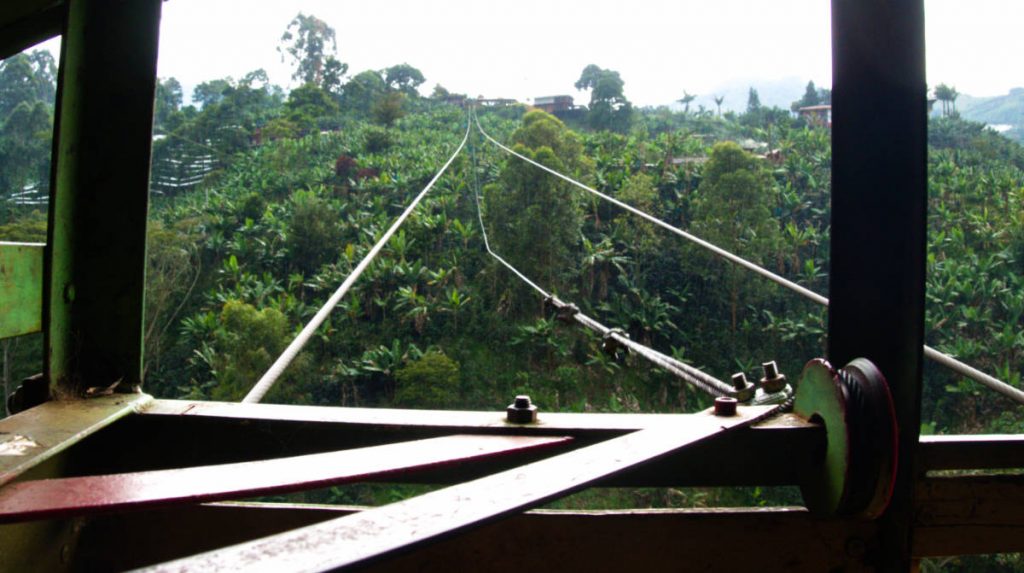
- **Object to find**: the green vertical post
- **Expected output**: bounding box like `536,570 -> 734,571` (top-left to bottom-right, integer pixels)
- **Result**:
45,0 -> 162,397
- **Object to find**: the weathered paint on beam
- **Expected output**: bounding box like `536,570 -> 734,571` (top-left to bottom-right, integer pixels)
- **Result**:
75,480 -> 1024,573
78,502 -> 876,572
46,0 -> 161,397
0,242 -> 44,339
0,434 -> 571,523
0,393 -> 150,573
141,406 -> 777,572
0,393 -> 151,488
121,399 -> 821,487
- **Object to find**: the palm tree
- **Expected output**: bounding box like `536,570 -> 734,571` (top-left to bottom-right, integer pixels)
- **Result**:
934,83 -> 958,117
677,92 -> 697,114
713,95 -> 725,116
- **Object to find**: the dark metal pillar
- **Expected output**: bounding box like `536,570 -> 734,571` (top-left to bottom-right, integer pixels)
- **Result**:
45,0 -> 162,397
829,0 -> 927,570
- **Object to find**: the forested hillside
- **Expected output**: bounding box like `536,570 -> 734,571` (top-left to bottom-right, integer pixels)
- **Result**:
2,17 -> 1024,525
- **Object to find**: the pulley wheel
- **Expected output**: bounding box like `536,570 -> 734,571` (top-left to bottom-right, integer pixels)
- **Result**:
793,358 -> 898,518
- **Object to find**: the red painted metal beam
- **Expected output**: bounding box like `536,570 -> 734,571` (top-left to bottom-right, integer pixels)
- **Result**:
142,406 -> 776,572
0,434 -> 570,524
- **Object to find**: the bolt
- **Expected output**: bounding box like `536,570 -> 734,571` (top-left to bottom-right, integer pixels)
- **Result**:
714,396 -> 738,416
760,361 -> 788,393
507,394 -> 538,424
730,372 -> 755,402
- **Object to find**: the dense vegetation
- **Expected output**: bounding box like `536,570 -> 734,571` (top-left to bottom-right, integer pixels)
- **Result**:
1,18 -> 1023,565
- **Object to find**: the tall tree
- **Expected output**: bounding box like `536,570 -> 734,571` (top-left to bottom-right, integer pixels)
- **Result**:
691,141 -> 781,332
713,95 -> 725,116
0,55 -> 39,118
745,87 -> 762,114
285,83 -> 340,132
934,83 -> 959,116
484,111 -> 589,309
372,91 -> 406,127
342,70 -> 386,116
677,91 -> 696,114
792,80 -> 820,111
575,64 -> 632,133
192,79 -> 232,109
154,77 -> 182,130
383,64 -> 426,96
0,100 -> 51,210
279,13 -> 348,92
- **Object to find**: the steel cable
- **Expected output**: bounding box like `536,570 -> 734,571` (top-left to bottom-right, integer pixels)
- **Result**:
242,118 -> 471,404
475,113 -> 1024,406
469,114 -> 733,398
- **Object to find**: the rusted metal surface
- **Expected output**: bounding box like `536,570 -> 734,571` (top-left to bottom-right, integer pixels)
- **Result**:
141,406 -> 777,572
142,398 -> 815,433
0,434 -> 571,523
117,400 -> 821,487
919,434 -> 1024,471
75,477 -> 1024,573
78,502 -> 875,572
0,394 -> 149,573
0,393 -> 151,488
0,242 -> 44,339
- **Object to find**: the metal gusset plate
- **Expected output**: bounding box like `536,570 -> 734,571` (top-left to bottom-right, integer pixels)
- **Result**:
794,358 -> 897,518
139,406 -> 776,572
0,434 -> 571,524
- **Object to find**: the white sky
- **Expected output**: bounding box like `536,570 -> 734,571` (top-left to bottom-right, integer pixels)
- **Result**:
38,0 -> 1024,106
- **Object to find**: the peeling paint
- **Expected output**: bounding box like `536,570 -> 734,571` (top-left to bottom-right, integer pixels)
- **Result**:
0,434 -> 39,456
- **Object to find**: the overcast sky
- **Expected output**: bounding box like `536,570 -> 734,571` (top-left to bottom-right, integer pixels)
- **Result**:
39,0 -> 1024,107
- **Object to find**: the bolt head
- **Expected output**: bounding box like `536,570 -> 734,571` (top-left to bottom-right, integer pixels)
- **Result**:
514,395 -> 531,409
762,361 -> 779,380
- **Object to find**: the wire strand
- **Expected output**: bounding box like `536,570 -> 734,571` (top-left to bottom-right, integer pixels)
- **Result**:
469,110 -> 733,398
475,113 -> 1024,406
242,117 -> 471,404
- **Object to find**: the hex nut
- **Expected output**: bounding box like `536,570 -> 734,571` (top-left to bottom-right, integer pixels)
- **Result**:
507,395 -> 538,424
714,396 -> 738,417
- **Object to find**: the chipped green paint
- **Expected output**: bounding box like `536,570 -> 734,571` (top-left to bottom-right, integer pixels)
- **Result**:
0,242 -> 43,339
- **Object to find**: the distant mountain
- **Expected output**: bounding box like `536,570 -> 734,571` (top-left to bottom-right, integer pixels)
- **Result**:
931,88 -> 1024,144
665,77 -> 810,114
958,88 -> 1024,126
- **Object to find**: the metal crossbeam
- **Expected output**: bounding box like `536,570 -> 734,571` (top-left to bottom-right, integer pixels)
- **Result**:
0,435 -> 571,523
141,406 -> 775,572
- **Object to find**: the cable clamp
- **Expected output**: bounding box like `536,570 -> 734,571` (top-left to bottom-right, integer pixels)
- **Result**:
602,328 -> 630,358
